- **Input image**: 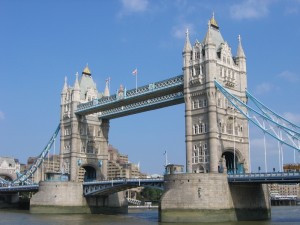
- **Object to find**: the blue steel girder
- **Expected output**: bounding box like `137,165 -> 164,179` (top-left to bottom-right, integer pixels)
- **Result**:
0,184 -> 39,192
10,125 -> 60,185
246,90 -> 300,138
75,75 -> 184,118
214,80 -> 300,152
228,172 -> 300,183
83,178 -> 164,196
100,92 -> 184,119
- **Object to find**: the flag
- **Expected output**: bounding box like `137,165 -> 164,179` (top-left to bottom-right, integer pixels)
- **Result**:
163,150 -> 167,155
132,68 -> 137,76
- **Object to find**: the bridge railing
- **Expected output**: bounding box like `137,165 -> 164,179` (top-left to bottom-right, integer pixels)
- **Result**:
100,92 -> 184,118
228,172 -> 300,183
76,75 -> 184,113
83,178 -> 164,196
0,184 -> 39,192
83,177 -> 164,185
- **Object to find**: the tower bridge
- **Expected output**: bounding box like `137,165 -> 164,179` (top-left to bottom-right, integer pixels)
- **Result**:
1,15 -> 300,222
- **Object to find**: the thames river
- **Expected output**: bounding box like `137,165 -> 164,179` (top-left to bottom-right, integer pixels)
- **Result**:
0,206 -> 299,225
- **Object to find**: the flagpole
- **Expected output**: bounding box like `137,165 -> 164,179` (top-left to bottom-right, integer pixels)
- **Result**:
108,77 -> 111,93
164,150 -> 168,167
132,68 -> 138,93
135,69 -> 137,93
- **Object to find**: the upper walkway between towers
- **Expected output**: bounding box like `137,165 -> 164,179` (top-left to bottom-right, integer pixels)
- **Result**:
75,75 -> 184,119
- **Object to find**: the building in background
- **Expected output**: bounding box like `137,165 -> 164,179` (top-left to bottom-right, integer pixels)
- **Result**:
268,164 -> 300,205
0,157 -> 20,181
23,144 -> 146,183
26,155 -> 61,183
107,144 -> 146,179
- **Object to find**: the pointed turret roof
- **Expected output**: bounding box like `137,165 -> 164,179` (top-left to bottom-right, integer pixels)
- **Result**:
203,13 -> 224,48
74,72 -> 80,90
203,20 -> 213,45
82,64 -> 91,76
210,12 -> 219,29
79,65 -> 98,100
183,28 -> 192,52
62,76 -> 68,93
237,35 -> 246,58
103,78 -> 110,97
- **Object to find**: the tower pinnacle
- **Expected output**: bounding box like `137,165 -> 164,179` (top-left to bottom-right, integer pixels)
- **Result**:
74,72 -> 80,91
82,64 -> 91,76
183,28 -> 192,52
210,12 -> 219,29
103,78 -> 110,97
62,76 -> 68,93
237,34 -> 246,58
204,20 -> 213,44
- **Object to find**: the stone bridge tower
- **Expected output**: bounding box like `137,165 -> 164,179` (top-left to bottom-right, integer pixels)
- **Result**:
60,65 -> 109,182
183,15 -> 249,174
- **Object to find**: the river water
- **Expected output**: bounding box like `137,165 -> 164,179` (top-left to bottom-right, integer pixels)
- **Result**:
0,206 -> 299,225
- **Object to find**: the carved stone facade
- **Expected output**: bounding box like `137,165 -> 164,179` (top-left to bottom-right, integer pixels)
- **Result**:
183,15 -> 249,174
60,66 -> 109,182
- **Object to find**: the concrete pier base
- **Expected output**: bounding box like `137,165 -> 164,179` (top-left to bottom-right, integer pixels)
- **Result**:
160,173 -> 270,223
30,181 -> 127,214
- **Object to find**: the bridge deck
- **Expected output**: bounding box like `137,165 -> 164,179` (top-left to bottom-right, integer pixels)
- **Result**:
228,172 -> 300,183
83,178 -> 164,196
1,173 -> 299,195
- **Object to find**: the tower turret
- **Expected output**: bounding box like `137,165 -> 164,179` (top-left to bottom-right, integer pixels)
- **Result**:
183,29 -> 193,173
183,29 -> 192,68
236,35 -> 246,73
103,79 -> 110,97
61,76 -> 68,104
72,72 -> 80,102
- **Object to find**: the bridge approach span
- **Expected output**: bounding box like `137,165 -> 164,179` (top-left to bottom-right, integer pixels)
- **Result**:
228,172 -> 300,183
0,184 -> 39,193
83,178 -> 164,196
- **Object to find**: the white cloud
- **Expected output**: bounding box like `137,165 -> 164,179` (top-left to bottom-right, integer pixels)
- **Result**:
277,70 -> 300,83
230,0 -> 272,20
119,0 -> 149,16
253,82 -> 274,95
282,112 -> 300,124
0,111 -> 4,121
172,23 -> 195,39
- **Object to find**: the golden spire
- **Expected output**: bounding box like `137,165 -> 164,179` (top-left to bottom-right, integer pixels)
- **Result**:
82,63 -> 91,76
210,12 -> 219,29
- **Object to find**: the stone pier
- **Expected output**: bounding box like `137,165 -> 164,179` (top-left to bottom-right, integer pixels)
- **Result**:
160,173 -> 270,223
30,181 -> 127,214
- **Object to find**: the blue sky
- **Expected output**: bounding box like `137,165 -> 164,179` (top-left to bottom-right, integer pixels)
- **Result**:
0,0 -> 300,175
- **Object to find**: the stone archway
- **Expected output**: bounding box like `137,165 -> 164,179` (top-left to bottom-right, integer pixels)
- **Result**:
192,164 -> 206,173
221,149 -> 244,174
80,165 -> 96,182
0,174 -> 14,182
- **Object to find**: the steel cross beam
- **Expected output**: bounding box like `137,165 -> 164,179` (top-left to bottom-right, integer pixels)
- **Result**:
75,75 -> 184,119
